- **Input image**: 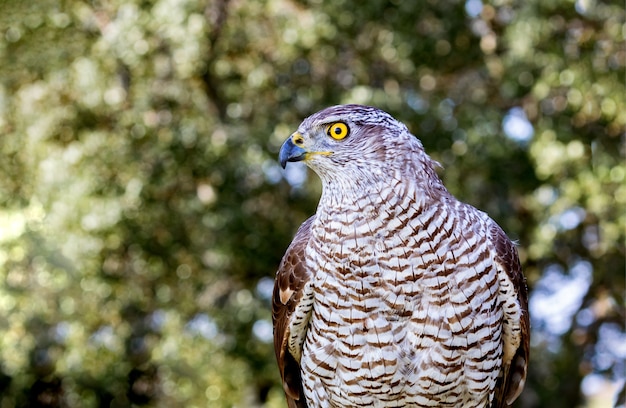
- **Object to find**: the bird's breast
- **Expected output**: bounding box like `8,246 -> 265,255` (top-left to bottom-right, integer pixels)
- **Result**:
300,202 -> 504,407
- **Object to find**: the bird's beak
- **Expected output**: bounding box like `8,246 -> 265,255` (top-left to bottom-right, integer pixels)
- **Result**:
279,133 -> 307,169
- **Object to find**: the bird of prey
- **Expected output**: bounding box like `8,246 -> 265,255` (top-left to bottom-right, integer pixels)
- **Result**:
273,104 -> 529,408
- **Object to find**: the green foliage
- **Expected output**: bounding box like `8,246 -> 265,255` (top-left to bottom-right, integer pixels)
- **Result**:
0,0 -> 623,406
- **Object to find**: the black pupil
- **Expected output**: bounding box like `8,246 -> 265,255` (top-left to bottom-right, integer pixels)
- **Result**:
334,126 -> 341,134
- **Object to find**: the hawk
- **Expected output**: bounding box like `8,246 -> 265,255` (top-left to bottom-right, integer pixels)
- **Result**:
272,105 -> 529,408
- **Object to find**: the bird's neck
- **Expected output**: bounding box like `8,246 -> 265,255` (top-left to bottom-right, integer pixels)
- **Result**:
314,147 -> 449,224
316,169 -> 423,223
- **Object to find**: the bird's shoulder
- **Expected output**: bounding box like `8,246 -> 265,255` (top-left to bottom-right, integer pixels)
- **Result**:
272,216 -> 315,408
273,216 -> 315,310
486,219 -> 530,408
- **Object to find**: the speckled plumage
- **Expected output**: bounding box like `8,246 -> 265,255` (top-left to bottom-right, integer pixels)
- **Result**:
273,105 -> 529,408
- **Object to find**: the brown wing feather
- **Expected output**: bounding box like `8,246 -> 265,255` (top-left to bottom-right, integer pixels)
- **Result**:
272,216 -> 315,408
490,224 -> 530,408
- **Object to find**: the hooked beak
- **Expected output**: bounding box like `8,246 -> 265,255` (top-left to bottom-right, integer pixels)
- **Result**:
279,134 -> 307,169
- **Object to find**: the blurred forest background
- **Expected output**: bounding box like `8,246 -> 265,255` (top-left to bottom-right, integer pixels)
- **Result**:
0,0 -> 624,407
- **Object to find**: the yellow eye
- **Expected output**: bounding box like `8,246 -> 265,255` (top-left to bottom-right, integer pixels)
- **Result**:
326,122 -> 349,140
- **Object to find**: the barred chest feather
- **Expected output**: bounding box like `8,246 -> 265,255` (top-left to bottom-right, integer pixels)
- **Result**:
299,183 -> 505,408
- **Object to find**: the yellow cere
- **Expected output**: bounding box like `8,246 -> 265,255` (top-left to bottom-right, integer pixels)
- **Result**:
327,122 -> 349,140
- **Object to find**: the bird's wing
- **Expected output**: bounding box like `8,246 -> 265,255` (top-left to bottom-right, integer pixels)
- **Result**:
272,216 -> 315,408
489,223 -> 530,408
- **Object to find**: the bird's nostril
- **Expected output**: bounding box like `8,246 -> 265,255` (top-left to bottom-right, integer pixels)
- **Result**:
292,134 -> 304,145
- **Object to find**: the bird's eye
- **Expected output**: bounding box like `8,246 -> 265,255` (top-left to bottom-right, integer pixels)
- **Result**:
326,122 -> 349,140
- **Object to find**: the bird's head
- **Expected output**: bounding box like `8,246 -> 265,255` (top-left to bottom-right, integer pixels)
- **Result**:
279,105 -> 415,183
280,104 -> 446,203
